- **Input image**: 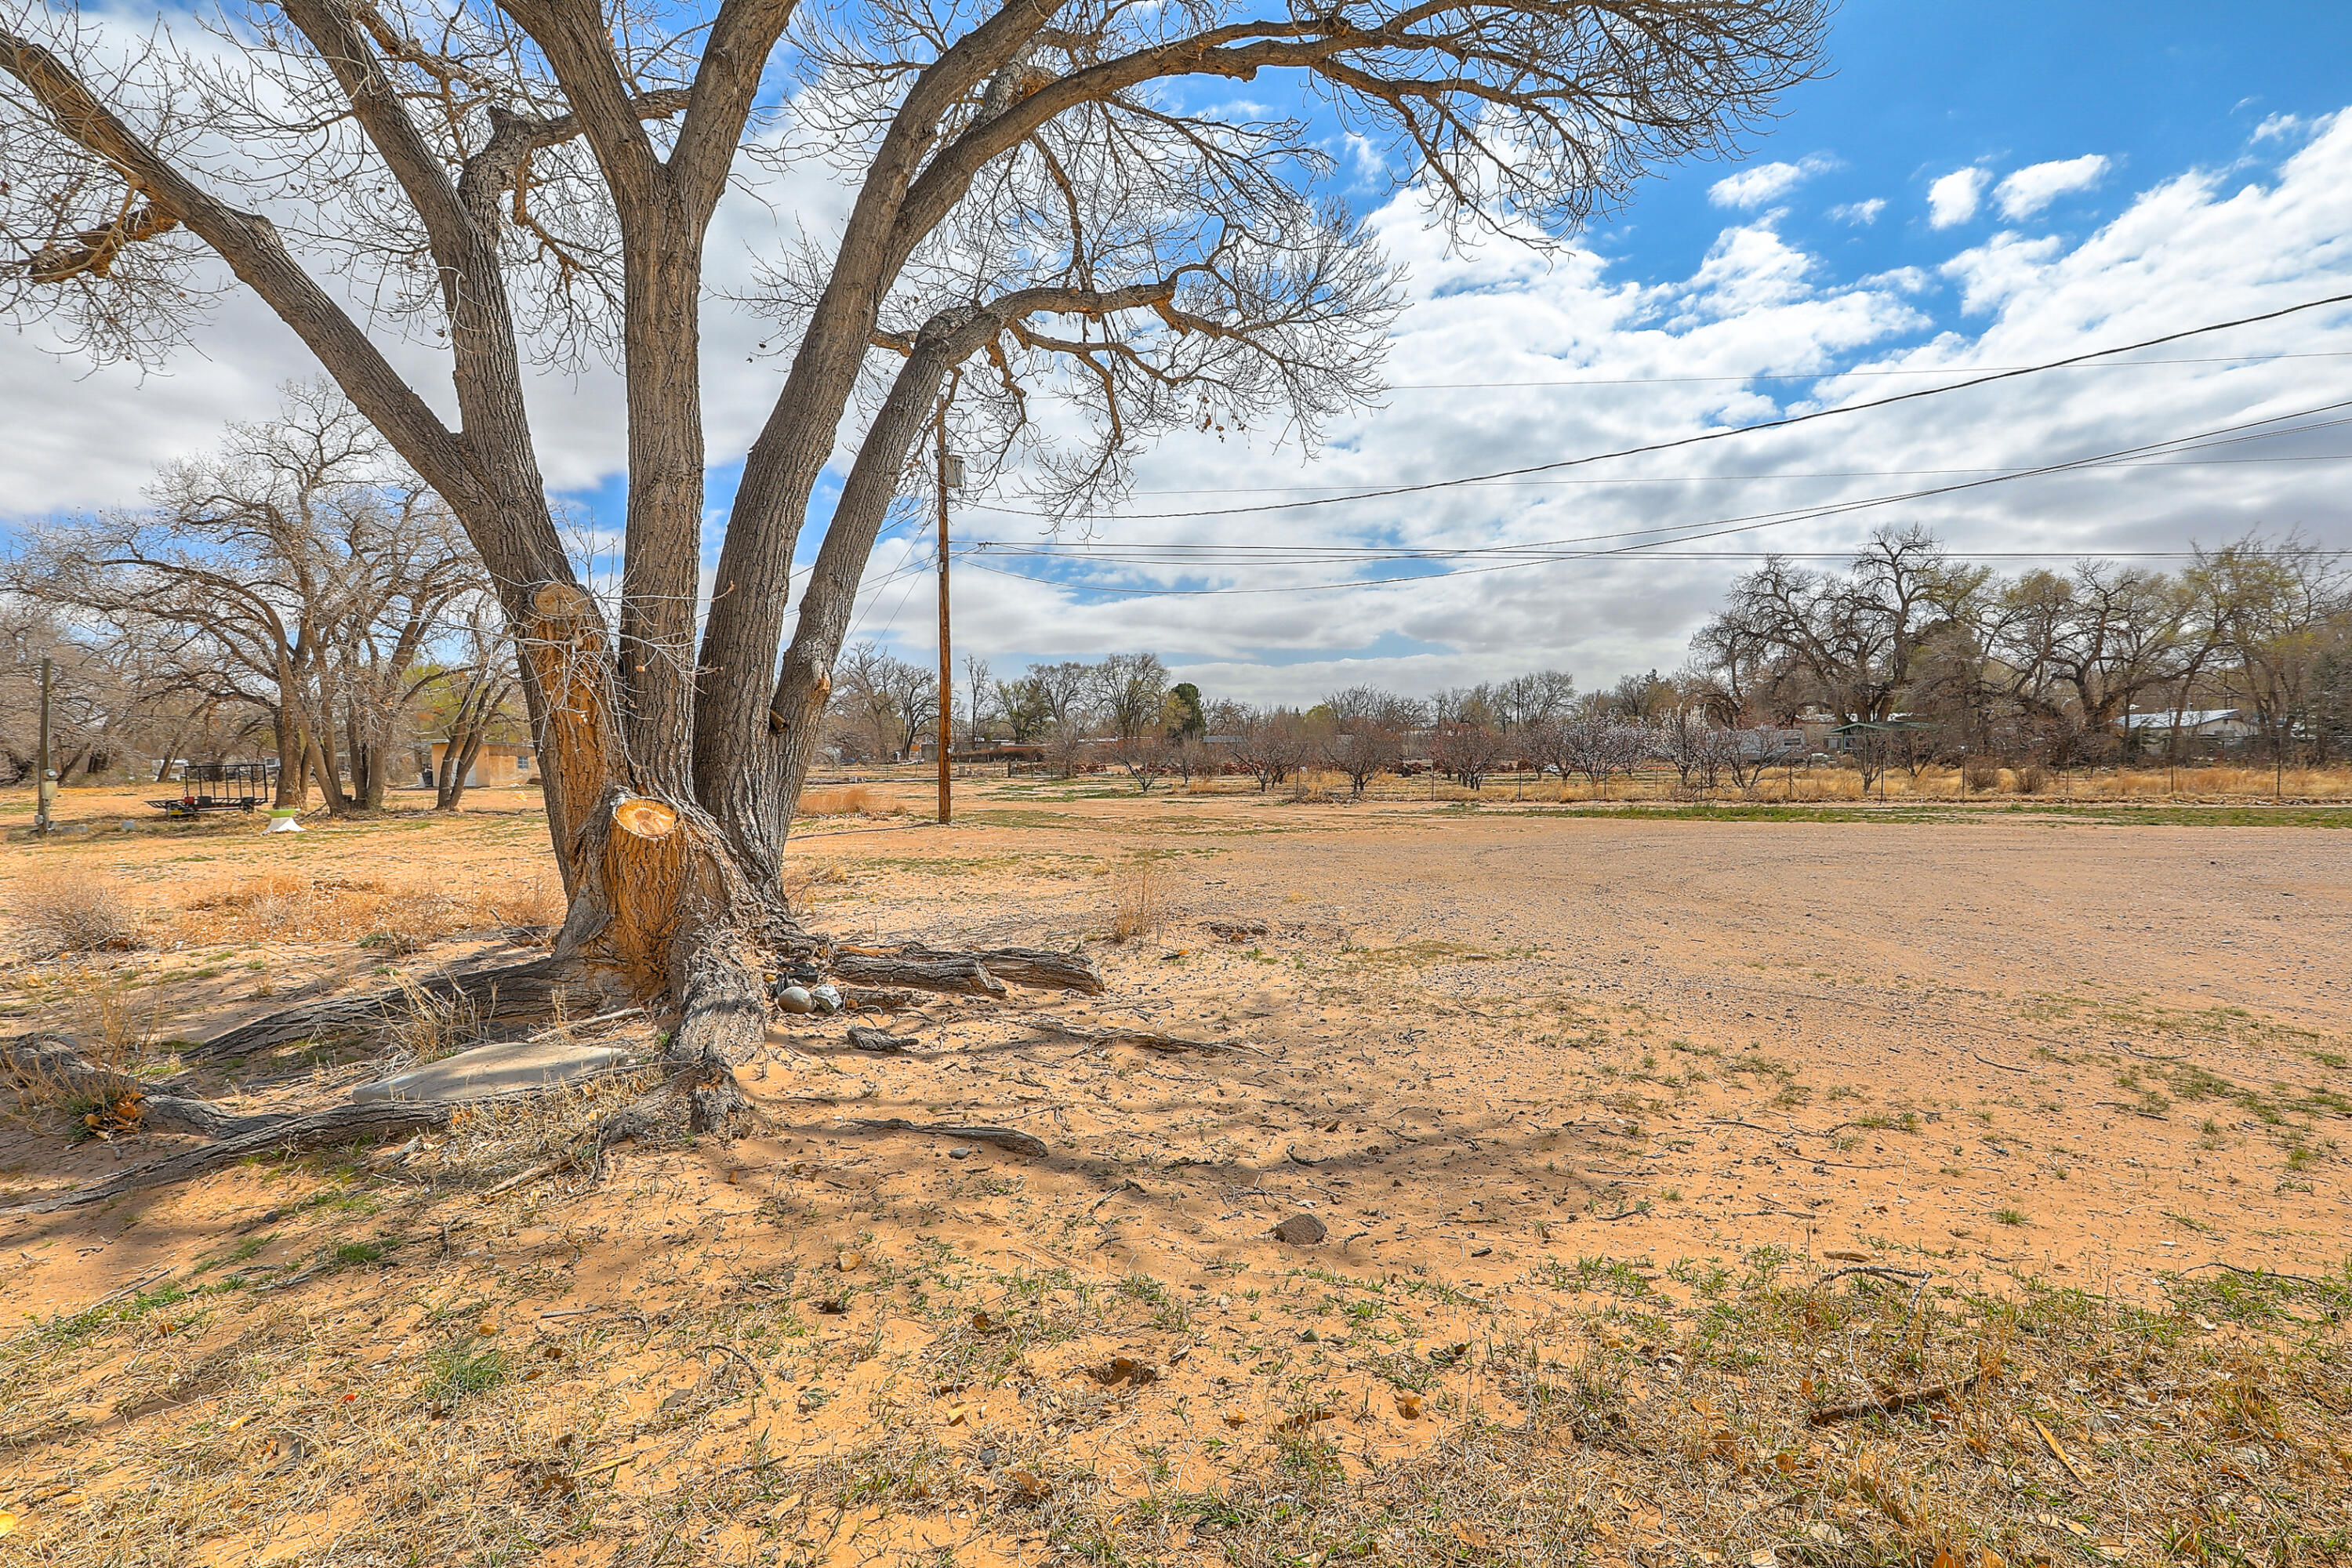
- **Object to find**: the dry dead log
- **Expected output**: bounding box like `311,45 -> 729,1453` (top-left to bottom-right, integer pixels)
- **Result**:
4,1101 -> 456,1214
1022,1016 -> 1266,1058
191,956 -> 589,1059
832,950 -> 1007,998
840,986 -> 916,1011
846,1026 -> 916,1054
909,946 -> 1105,994
834,1117 -> 1049,1158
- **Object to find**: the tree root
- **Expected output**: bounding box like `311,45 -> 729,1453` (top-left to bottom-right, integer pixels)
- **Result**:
5,1034 -> 299,1140
590,1053 -> 754,1175
4,1102 -> 456,1215
191,956 -> 589,1058
834,1118 -> 1049,1159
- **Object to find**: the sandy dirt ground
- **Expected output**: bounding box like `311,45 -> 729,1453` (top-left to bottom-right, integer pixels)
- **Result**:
1,779 -> 2347,1565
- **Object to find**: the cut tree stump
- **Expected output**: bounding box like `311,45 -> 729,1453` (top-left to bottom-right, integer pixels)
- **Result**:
831,951 -> 1007,998
834,1118 -> 1049,1158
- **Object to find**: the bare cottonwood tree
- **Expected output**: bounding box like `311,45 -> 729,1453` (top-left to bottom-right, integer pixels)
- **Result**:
2,0 -> 1826,1047
9,385 -> 485,811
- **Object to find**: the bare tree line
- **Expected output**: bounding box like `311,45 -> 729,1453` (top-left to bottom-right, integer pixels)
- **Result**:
2,384 -> 524,810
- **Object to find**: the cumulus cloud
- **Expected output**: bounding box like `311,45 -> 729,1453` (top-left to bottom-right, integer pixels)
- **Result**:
1927,168 -> 1991,227
1829,198 -> 1886,225
1994,154 -> 2111,219
7,87 -> 2352,705
1708,154 -> 1837,210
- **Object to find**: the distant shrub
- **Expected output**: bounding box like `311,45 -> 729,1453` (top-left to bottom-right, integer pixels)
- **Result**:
12,876 -> 140,957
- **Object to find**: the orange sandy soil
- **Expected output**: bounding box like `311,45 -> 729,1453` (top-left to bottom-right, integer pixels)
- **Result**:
1,775 -> 2347,1566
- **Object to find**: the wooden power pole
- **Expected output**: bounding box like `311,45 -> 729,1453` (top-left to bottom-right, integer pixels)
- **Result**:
934,415 -> 960,826
34,655 -> 55,834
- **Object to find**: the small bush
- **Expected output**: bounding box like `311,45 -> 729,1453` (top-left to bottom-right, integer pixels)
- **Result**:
2011,763 -> 2052,795
12,876 -> 141,957
1109,855 -> 1169,943
1961,759 -> 2001,793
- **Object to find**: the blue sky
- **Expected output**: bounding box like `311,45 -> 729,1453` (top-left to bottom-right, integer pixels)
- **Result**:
8,2 -> 2352,706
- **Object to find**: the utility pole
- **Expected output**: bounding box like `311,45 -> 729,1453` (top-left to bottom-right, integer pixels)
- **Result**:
34,655 -> 56,834
934,410 -> 962,826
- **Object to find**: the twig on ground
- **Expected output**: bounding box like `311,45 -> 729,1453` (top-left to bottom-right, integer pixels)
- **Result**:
1809,1369 -> 1983,1425
1973,1052 -> 2031,1074
834,1117 -> 1049,1158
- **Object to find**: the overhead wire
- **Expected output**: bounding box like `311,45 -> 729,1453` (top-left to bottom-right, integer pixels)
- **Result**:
949,289 -> 2352,523
956,397 -> 2352,598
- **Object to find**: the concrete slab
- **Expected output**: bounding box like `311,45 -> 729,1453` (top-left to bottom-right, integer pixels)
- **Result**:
351,1036 -> 638,1103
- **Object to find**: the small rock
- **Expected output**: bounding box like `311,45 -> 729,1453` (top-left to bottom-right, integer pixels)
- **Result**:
1272,1214 -> 1327,1247
1298,1327 -> 1318,1343
836,1250 -> 865,1272
775,985 -> 816,1014
1470,1245 -> 1493,1258
949,1147 -> 972,1160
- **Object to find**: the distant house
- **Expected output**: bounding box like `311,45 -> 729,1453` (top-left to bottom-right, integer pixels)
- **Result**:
2126,709 -> 2258,746
428,740 -> 539,789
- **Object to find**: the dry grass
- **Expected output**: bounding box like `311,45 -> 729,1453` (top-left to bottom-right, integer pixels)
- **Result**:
5,1229 -> 2342,1567
799,785 -> 913,818
9,875 -> 141,958
177,870 -> 546,949
1108,853 -> 1171,943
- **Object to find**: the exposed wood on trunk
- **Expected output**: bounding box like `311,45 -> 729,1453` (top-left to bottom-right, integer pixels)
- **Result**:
1022,1015 -> 1267,1058
832,950 -> 1007,997
892,945 -> 1105,993
834,1117 -> 1048,1159
5,1102 -> 456,1214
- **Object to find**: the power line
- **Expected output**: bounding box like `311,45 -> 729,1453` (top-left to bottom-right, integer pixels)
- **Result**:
953,289 -> 2352,523
1370,350 -> 2352,390
971,408 -> 2352,570
956,397 -> 2352,599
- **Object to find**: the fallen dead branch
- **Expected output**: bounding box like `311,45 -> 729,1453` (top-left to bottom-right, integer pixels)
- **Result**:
845,1026 -> 916,1054
1022,1015 -> 1266,1058
1808,1369 -> 1983,1425
830,950 -> 1007,998
840,986 -> 916,1011
833,1118 -> 1050,1158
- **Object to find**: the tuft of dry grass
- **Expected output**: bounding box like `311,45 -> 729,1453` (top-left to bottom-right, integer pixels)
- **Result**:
179,871 -> 534,949
1108,854 -> 1170,943
10,875 -> 141,958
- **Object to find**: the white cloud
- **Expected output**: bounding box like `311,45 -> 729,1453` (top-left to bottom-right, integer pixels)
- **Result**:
2252,111 -> 2310,143
1708,154 -> 1837,210
1829,198 -> 1886,225
1927,168 -> 1991,227
1994,154 -> 2111,219
6,71 -> 2352,706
